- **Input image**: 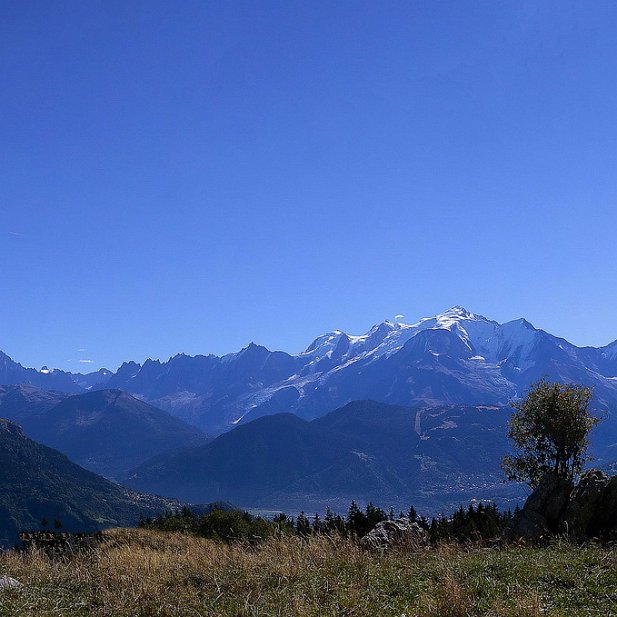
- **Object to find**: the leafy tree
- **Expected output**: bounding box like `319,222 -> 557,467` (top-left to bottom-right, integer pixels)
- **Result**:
181,505 -> 195,522
502,380 -> 598,488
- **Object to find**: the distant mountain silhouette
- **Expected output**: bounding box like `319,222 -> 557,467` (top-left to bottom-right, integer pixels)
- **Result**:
0,383 -> 67,422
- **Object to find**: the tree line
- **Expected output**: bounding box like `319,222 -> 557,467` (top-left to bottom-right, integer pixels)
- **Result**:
139,500 -> 516,545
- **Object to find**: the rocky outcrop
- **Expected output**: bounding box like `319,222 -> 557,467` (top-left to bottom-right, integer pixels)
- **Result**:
361,518 -> 428,549
561,470 -> 610,539
513,474 -> 573,539
513,469 -> 617,542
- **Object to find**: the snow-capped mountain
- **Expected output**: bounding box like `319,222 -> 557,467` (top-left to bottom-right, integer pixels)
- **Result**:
3,306 -> 617,436
97,306 -> 617,435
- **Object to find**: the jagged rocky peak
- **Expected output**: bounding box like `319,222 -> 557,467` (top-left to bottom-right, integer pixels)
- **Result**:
239,342 -> 271,357
221,342 -> 272,364
361,320 -> 403,342
0,350 -> 15,364
369,319 -> 401,332
114,360 -> 142,378
0,419 -> 25,438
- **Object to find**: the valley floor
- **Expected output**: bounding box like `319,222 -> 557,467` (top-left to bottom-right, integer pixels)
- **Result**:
0,529 -> 616,616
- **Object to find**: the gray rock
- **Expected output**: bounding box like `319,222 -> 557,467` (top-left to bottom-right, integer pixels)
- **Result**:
513,508 -> 550,540
513,473 -> 573,540
0,576 -> 22,590
562,469 -> 610,538
361,518 -> 428,549
598,476 -> 617,534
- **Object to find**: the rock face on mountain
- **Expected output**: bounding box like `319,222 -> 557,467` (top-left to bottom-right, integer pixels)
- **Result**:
93,307 -> 617,436
0,386 -> 206,479
0,419 -> 173,546
513,470 -> 617,541
124,400 -> 523,513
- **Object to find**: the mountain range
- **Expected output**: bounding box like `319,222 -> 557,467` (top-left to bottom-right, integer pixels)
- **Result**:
2,306 -> 617,517
3,307 -> 616,437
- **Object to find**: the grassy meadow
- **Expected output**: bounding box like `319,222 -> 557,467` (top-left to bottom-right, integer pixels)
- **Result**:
0,529 -> 616,616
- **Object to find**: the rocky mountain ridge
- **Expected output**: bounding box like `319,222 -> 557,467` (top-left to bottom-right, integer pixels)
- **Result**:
3,307 -> 617,436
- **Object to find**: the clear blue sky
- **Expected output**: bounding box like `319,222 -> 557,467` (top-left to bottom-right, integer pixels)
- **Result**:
1,1 -> 616,371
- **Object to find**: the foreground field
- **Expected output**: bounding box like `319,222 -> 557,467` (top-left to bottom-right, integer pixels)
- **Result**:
1,529 -> 616,616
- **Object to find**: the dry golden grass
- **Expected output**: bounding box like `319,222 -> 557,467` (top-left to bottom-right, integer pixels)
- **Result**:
0,529 -> 616,616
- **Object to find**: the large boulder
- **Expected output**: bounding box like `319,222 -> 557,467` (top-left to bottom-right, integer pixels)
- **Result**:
561,469 -> 610,539
512,473 -> 573,540
598,476 -> 617,535
361,518 -> 428,549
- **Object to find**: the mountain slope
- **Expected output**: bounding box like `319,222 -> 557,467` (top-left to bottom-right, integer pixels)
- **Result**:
0,384 -> 68,423
0,419 -> 173,545
0,387 -> 206,479
123,400 -> 521,513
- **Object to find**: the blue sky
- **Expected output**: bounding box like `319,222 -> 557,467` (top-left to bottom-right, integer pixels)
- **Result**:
1,1 -> 616,371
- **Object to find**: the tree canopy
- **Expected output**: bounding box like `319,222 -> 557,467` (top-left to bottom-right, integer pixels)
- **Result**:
502,380 -> 598,488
